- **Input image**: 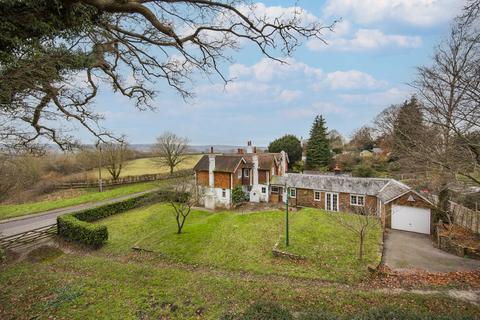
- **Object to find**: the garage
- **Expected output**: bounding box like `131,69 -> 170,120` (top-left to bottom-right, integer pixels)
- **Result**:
391,205 -> 431,234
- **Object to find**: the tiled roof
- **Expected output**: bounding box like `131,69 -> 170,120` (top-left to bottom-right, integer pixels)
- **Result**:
271,173 -> 393,196
377,180 -> 410,202
193,155 -> 245,173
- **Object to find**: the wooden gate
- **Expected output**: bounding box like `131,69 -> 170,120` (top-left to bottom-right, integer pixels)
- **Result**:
0,224 -> 57,250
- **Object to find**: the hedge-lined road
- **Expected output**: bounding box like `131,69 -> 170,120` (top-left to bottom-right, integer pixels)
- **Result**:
0,190 -> 157,237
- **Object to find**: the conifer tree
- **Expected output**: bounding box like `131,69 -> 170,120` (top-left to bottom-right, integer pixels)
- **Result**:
305,115 -> 332,170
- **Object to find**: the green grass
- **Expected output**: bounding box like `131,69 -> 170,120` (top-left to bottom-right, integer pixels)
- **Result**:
97,206 -> 382,283
0,182 -> 160,221
82,154 -> 202,179
1,253 -> 478,319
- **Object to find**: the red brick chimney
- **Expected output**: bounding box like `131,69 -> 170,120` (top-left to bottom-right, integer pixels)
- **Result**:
253,146 -> 257,153
334,163 -> 341,175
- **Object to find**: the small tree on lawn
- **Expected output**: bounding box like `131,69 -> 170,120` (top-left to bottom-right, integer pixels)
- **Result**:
305,115 -> 332,170
168,178 -> 194,234
328,203 -> 380,261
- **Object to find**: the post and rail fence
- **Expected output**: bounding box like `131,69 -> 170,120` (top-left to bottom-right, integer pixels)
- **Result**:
54,169 -> 193,189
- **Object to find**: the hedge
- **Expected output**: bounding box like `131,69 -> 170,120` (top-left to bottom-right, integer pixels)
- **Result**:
57,190 -> 188,247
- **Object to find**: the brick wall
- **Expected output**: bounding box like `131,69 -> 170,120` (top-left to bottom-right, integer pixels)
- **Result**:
259,170 -> 268,184
288,189 -> 378,214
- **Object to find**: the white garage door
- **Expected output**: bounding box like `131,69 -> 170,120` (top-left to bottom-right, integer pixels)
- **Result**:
391,205 -> 431,234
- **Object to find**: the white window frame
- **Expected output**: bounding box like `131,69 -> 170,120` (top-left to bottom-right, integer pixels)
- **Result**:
243,168 -> 249,177
350,194 -> 365,206
271,186 -> 279,194
289,188 -> 296,198
325,192 -> 339,212
314,190 -> 321,202
261,187 -> 266,194
222,189 -> 226,198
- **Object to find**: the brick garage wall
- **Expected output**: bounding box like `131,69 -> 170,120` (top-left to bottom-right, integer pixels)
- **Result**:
196,171 -> 209,187
383,191 -> 432,229
214,172 -> 231,189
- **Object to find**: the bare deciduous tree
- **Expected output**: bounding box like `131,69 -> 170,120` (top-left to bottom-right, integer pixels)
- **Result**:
167,177 -> 195,234
328,204 -> 380,261
101,141 -> 132,180
153,132 -> 189,174
1,1 -> 334,152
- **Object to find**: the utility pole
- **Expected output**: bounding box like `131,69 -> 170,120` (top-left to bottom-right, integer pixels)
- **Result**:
285,184 -> 289,247
97,141 -> 103,192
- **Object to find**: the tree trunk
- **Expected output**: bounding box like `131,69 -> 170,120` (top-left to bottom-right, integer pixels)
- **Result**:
359,235 -> 364,260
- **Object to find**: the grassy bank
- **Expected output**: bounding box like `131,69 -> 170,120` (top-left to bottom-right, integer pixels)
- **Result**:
0,252 -> 477,319
0,182 -> 160,221
97,206 -> 382,283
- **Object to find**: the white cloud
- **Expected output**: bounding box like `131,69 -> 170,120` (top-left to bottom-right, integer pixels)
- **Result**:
339,87 -> 413,107
277,89 -> 303,103
280,101 -> 346,119
319,70 -> 387,90
308,28 -> 422,52
323,0 -> 462,27
238,2 -> 320,25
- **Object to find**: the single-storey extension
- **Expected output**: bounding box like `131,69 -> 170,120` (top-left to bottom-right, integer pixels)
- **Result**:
271,173 -> 435,235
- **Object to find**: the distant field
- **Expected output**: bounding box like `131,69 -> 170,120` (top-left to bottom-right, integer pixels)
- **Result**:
0,182 -> 161,221
81,154 -> 202,179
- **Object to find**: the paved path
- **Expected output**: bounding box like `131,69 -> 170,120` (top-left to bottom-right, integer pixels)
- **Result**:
383,229 -> 480,272
0,190 -> 156,237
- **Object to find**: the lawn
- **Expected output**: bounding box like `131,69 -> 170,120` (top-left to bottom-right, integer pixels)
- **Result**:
81,154 -> 202,179
0,182 -> 160,221
1,250 -> 478,319
97,206 -> 382,283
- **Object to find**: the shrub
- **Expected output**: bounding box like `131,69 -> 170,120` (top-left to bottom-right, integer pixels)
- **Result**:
352,164 -> 376,177
57,214 -> 109,248
232,186 -> 247,205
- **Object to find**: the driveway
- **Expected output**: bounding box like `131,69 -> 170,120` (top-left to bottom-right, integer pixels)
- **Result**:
383,229 -> 480,272
0,189 -> 157,237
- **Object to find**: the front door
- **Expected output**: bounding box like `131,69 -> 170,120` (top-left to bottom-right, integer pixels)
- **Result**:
325,192 -> 339,212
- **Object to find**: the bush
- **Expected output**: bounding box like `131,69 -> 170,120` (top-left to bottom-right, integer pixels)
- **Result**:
352,164 -> 376,177
232,186 -> 247,205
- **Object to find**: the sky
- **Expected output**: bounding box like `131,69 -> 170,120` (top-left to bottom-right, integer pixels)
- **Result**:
86,0 -> 464,147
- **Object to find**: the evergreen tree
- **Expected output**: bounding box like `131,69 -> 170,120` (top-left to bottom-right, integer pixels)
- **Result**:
305,115 -> 332,170
268,134 -> 302,164
392,96 -> 425,161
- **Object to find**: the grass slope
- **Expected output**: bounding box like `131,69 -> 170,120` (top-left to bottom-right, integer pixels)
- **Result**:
1,253 -> 478,319
98,205 -> 382,283
0,182 -> 159,221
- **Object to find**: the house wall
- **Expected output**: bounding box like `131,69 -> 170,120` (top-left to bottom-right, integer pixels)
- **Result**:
382,191 -> 432,229
214,172 -> 231,189
196,171 -> 209,187
287,188 -> 378,213
259,170 -> 268,184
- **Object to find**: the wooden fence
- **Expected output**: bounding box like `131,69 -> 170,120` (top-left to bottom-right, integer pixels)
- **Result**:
0,224 -> 57,250
55,169 -> 193,189
450,201 -> 480,234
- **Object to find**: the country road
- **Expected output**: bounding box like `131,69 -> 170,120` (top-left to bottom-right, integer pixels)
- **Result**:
0,189 -> 157,237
